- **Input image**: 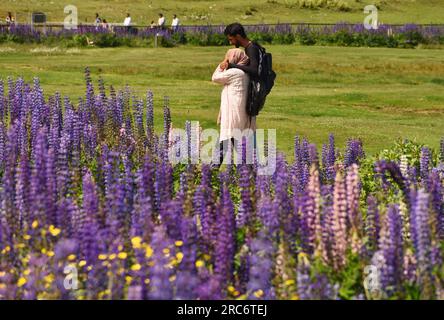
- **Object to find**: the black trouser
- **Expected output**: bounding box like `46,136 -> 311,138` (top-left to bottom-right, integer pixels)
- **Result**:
218,138 -> 236,166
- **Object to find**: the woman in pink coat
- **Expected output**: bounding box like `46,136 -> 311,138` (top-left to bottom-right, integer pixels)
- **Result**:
212,48 -> 256,165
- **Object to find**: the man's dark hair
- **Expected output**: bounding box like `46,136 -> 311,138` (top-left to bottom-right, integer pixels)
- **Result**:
224,23 -> 247,38
159,13 -> 163,17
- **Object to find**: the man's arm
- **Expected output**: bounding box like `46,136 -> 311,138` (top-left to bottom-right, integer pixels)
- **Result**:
228,44 -> 260,78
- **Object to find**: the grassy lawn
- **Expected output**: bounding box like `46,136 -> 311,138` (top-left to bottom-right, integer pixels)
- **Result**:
0,43 -> 443,157
1,0 -> 444,25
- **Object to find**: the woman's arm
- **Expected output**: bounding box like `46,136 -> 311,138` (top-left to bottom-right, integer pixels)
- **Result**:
212,65 -> 233,84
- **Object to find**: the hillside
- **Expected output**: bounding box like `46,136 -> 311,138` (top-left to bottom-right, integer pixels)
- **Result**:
1,0 -> 443,25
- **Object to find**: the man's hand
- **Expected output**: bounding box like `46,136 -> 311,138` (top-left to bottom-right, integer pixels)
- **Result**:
220,59 -> 229,70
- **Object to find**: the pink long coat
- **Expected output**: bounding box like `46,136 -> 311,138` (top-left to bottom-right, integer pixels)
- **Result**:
212,65 -> 256,142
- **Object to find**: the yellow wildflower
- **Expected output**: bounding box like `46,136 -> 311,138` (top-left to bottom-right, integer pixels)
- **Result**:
195,260 -> 204,268
67,254 -> 76,261
285,279 -> 295,286
253,289 -> 264,298
131,237 -> 142,249
176,252 -> 184,262
98,254 -> 107,260
175,240 -> 183,247
31,220 -> 39,229
48,225 -> 61,237
131,264 -> 141,271
79,260 -> 87,267
117,252 -> 127,260
145,246 -> 153,258
17,277 -> 27,287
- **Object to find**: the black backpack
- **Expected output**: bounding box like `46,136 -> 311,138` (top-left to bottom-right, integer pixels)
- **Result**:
247,42 -> 276,117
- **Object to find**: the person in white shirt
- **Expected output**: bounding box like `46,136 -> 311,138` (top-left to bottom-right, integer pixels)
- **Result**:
158,13 -> 165,30
171,14 -> 180,32
123,13 -> 132,27
5,12 -> 15,25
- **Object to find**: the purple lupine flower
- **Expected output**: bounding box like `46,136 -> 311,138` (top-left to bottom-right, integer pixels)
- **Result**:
134,97 -> 144,138
374,160 -> 410,208
0,79 -> 4,121
54,238 -> 79,299
344,138 -> 365,167
159,199 -> 183,240
0,121 -> 6,171
214,172 -> 236,293
300,165 -> 320,255
176,217 -> 200,299
258,195 -> 280,238
320,184 -> 334,264
365,195 -> 380,253
45,148 -> 58,227
330,170 -> 348,270
194,164 -> 217,251
428,169 -> 444,240
237,164 -> 254,228
346,163 -> 361,231
420,147 -> 431,186
308,143 -> 319,168
148,225 -> 174,300
15,150 -> 31,229
403,249 -> 417,285
163,96 -> 171,153
326,133 -> 336,182
84,67 -> 95,109
439,137 -> 444,164
273,153 -> 293,239
377,204 -> 404,297
247,231 -> 276,299
132,166 -> 154,240
309,274 -> 339,300
146,90 -> 154,138
296,254 -> 311,299
56,132 -> 71,199
1,122 -> 19,232
413,189 -> 434,299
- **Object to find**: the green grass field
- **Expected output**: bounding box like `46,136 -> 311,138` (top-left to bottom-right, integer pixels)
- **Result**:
0,43 -> 443,157
2,0 -> 444,25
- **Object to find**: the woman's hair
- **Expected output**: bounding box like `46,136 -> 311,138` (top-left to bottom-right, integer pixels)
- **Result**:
225,48 -> 249,66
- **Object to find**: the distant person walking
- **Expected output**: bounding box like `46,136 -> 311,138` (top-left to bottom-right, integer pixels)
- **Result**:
94,13 -> 102,25
123,13 -> 132,28
5,12 -> 15,25
158,13 -> 166,30
171,14 -> 180,32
